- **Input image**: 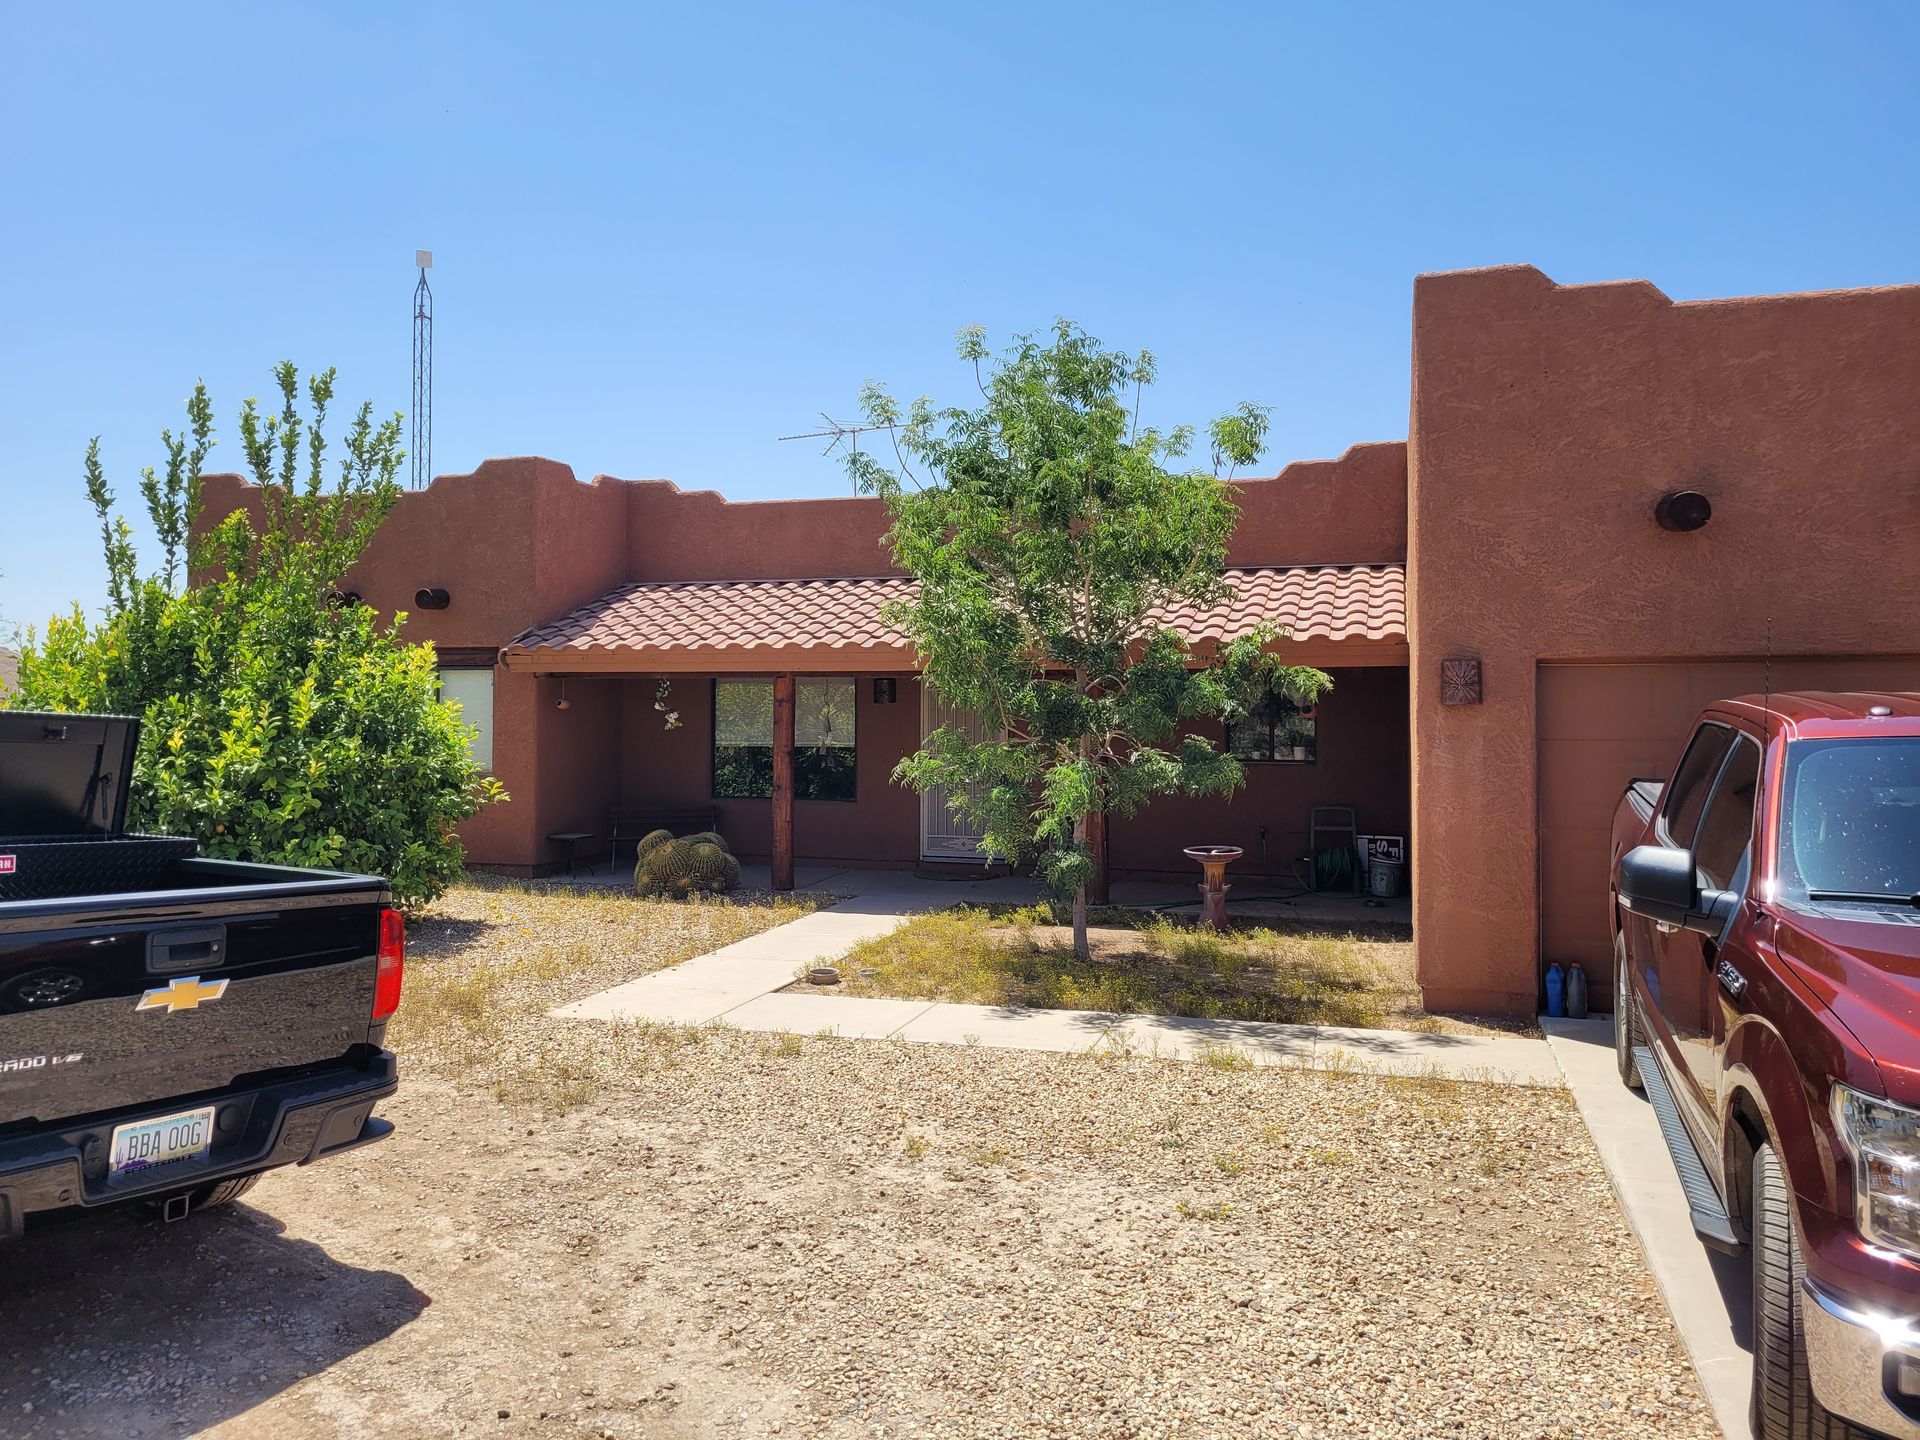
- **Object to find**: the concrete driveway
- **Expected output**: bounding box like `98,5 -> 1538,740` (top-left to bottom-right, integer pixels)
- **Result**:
1545,1015 -> 1755,1440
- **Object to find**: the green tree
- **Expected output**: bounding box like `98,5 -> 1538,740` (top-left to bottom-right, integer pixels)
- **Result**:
13,364 -> 503,907
844,321 -> 1331,958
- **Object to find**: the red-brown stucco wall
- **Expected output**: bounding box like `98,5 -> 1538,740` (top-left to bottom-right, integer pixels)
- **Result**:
1408,265 -> 1920,1016
620,483 -> 904,582
196,445 -> 1409,610
1229,443 -> 1407,569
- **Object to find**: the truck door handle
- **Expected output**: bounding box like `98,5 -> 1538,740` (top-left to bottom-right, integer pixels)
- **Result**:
147,924 -> 228,975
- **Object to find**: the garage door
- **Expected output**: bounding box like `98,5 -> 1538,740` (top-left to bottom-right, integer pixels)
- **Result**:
1537,658 -> 1920,994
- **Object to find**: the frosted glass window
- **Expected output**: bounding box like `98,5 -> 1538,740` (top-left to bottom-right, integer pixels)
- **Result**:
438,668 -> 494,772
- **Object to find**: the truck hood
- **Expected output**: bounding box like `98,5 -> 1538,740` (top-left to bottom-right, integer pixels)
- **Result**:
1775,904 -> 1920,1098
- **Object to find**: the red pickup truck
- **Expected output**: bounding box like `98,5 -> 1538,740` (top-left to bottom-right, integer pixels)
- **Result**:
1612,692 -> 1920,1440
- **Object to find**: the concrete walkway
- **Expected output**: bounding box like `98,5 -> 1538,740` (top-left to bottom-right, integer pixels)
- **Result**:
555,871 -> 1558,1085
1544,1016 -> 1753,1440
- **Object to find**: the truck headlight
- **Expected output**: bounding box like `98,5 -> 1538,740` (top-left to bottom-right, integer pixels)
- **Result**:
1832,1085 -> 1920,1258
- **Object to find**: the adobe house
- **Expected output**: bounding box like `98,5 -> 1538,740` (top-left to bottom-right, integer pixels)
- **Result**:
198,263 -> 1920,1018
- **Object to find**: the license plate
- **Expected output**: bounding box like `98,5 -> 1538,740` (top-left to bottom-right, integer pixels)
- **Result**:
109,1105 -> 215,1178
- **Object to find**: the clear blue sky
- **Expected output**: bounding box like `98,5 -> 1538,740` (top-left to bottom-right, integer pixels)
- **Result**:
2,2 -> 1914,635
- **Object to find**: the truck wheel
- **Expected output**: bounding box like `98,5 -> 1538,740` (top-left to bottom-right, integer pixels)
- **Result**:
1614,931 -> 1643,1089
1750,1142 -> 1867,1439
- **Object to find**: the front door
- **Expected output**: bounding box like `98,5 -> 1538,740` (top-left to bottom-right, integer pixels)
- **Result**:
1677,731 -> 1760,1123
920,687 -> 995,862
1644,722 -> 1734,1133
1648,725 -> 1760,1144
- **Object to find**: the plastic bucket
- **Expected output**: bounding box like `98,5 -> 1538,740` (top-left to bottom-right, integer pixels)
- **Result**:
1368,858 -> 1405,898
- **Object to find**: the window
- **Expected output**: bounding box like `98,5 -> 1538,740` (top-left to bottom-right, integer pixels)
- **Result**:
1661,723 -> 1733,849
712,678 -> 857,802
1693,736 -> 1760,892
1780,737 -> 1920,902
1227,685 -> 1316,763
437,667 -> 494,771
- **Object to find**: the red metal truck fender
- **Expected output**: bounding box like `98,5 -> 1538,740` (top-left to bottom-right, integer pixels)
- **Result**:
1722,1022 -> 1846,1219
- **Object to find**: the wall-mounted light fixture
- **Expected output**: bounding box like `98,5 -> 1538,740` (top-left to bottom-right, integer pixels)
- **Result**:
415,586 -> 451,610
1654,491 -> 1712,533
872,678 -> 898,704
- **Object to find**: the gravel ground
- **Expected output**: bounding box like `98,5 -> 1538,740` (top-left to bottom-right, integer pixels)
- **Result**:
0,882 -> 1715,1439
392,877 -> 824,1106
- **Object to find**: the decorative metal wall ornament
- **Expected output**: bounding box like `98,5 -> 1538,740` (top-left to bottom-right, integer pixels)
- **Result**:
1440,657 -> 1483,706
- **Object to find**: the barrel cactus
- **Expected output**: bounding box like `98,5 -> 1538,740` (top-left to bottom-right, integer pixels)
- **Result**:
634,830 -> 740,898
636,828 -> 676,858
686,841 -> 741,891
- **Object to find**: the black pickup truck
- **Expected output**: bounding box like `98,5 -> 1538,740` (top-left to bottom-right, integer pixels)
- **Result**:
0,710 -> 400,1239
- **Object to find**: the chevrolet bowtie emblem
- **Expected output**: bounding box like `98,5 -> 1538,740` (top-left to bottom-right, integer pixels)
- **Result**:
136,976 -> 230,1014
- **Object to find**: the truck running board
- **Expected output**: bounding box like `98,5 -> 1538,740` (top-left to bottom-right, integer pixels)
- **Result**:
1633,1045 -> 1742,1254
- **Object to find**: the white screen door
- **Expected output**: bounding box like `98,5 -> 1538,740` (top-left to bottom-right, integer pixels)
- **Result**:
920,685 -> 997,862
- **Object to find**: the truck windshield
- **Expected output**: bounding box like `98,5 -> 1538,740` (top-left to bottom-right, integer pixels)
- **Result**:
1778,737 -> 1920,905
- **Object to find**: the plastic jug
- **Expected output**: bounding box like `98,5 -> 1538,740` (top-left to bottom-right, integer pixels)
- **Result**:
1567,963 -> 1589,1019
1545,963 -> 1566,1018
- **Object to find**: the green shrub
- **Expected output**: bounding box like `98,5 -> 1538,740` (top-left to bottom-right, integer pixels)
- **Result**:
11,365 -> 504,908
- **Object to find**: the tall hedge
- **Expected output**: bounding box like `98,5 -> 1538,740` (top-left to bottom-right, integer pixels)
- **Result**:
12,364 -> 504,907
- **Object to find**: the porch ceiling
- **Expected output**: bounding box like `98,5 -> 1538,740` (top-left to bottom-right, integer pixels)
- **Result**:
500,564 -> 1408,674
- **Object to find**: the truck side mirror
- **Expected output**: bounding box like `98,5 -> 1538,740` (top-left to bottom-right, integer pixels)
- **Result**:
1683,888 -> 1741,936
1620,844 -> 1741,937
1619,845 -> 1697,928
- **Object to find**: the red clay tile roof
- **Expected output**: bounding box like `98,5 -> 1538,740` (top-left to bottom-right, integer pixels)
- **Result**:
1151,565 -> 1406,646
503,564 -> 1405,671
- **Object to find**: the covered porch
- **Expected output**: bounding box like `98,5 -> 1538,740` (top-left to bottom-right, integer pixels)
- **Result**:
499,566 -> 1411,893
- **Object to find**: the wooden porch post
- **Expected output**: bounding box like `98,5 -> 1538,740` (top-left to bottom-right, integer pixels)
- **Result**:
771,672 -> 795,891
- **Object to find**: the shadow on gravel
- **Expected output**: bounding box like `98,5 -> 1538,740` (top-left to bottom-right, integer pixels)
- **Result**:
0,1199 -> 427,1437
407,912 -> 499,958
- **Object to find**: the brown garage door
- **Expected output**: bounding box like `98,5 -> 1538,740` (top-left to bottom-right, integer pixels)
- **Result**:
1537,658 -> 1920,997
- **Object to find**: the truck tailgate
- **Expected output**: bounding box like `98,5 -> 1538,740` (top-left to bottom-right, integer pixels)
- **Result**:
0,893 -> 384,1127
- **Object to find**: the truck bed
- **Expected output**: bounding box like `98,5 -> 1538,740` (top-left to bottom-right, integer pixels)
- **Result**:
0,855 -> 392,1129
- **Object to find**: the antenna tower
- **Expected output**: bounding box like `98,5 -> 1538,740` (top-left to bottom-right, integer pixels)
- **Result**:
411,250 -> 434,490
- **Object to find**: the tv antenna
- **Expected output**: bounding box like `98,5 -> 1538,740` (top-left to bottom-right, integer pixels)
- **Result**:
411,250 -> 434,490
777,414 -> 891,458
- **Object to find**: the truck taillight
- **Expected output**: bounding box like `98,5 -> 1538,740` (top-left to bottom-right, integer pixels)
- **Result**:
373,908 -> 405,1021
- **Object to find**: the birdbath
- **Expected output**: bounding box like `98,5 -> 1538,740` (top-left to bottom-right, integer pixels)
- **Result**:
1183,846 -> 1244,932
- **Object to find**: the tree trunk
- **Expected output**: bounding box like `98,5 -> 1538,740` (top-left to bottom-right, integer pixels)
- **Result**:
1087,803 -> 1109,906
1074,712 -> 1101,944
